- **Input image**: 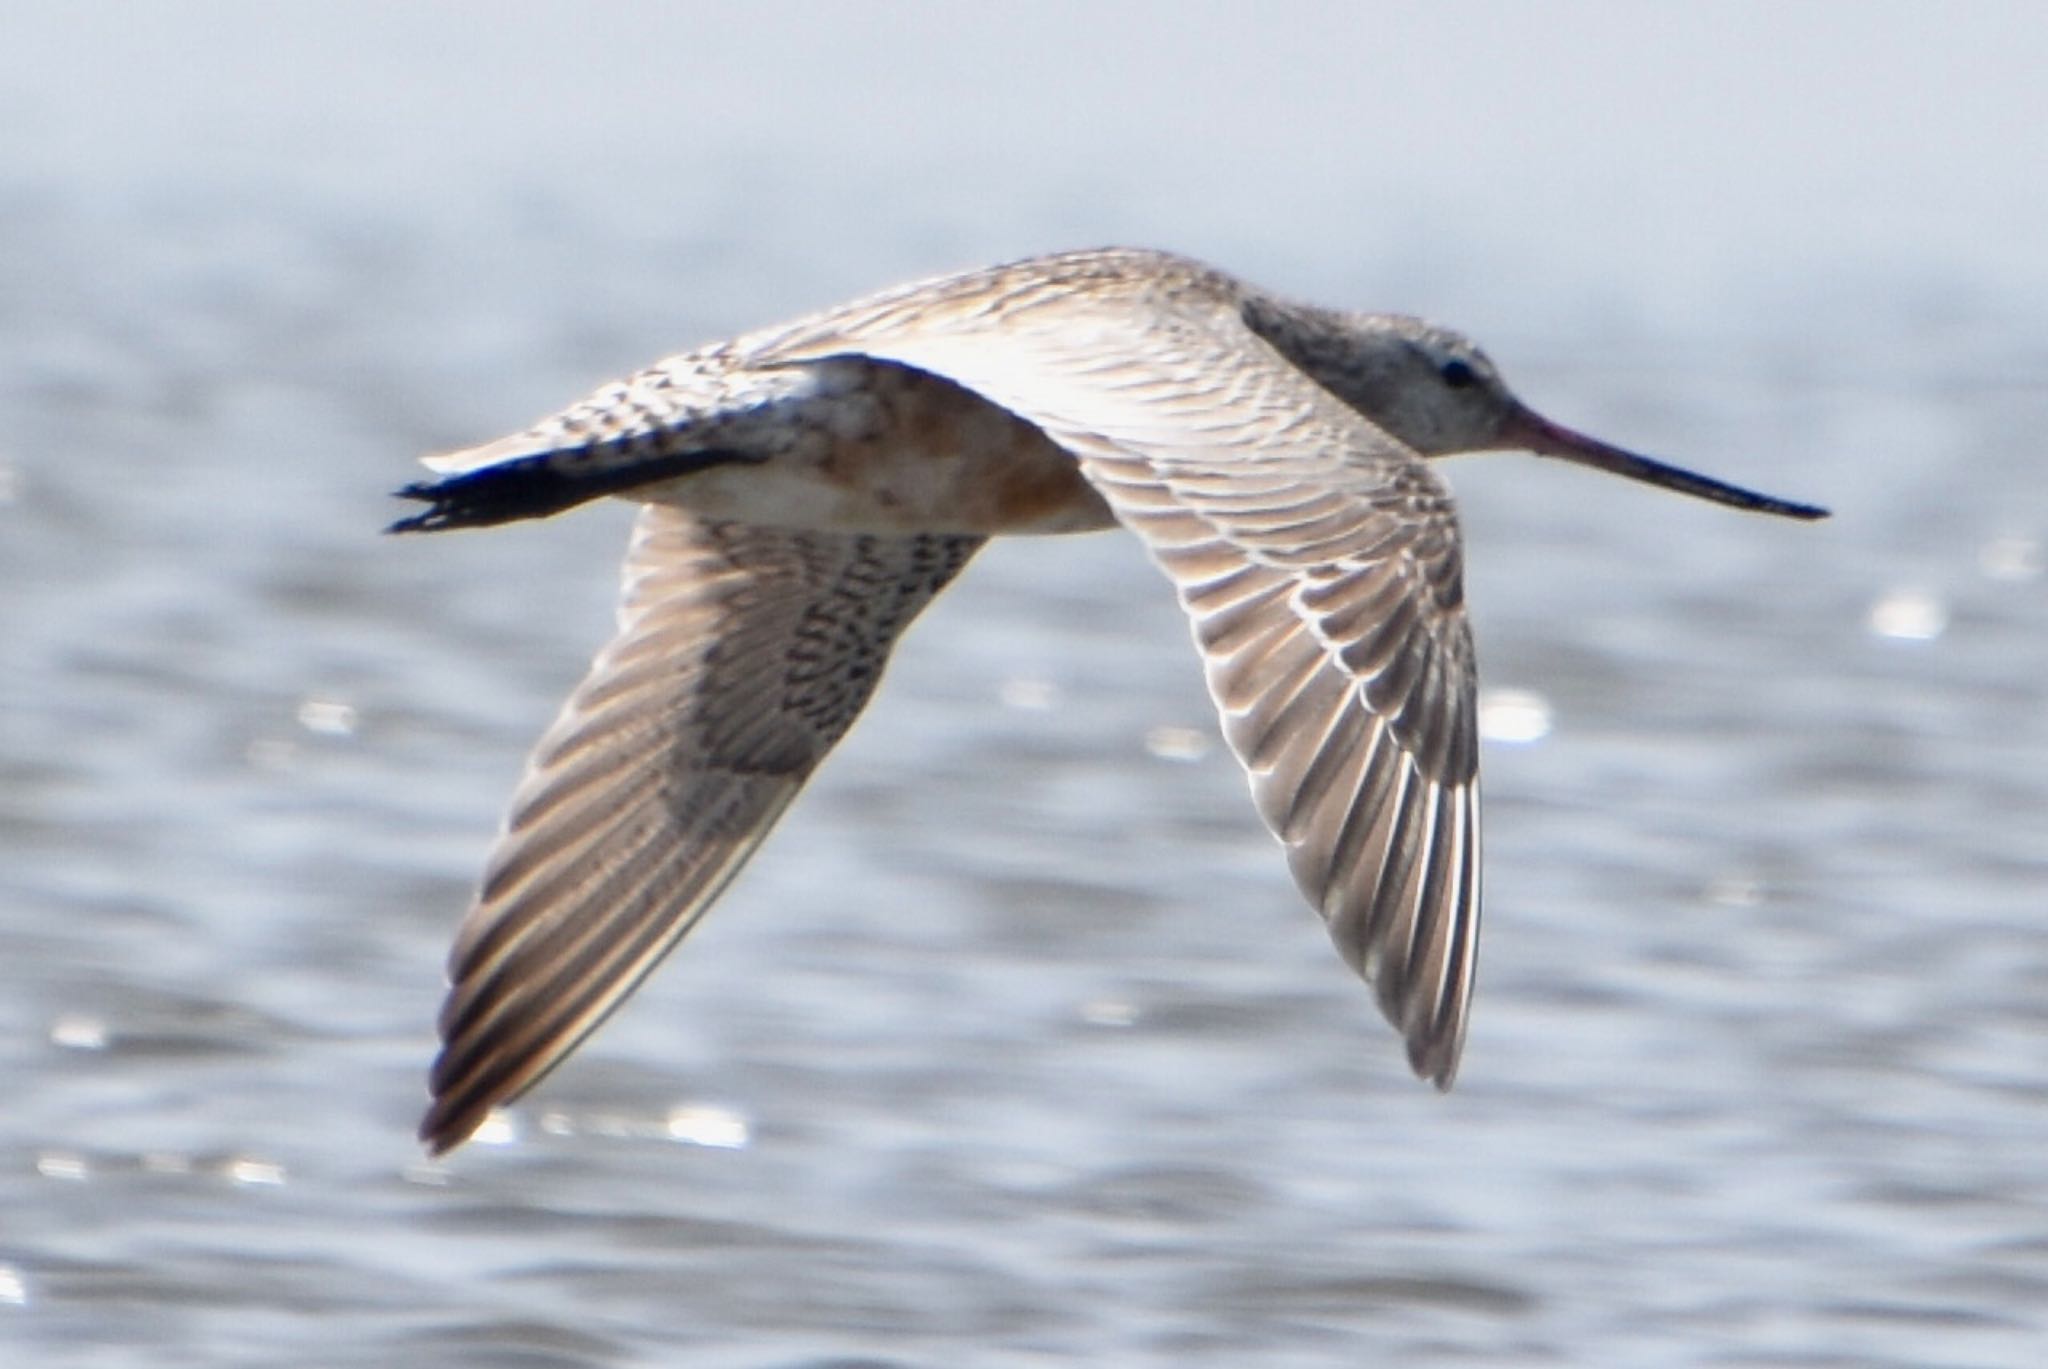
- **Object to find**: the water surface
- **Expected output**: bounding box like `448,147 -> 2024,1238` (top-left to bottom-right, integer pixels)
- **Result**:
4,6 -> 2045,1366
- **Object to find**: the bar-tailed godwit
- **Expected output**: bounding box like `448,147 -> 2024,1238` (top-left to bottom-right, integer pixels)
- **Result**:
395,248 -> 1826,1154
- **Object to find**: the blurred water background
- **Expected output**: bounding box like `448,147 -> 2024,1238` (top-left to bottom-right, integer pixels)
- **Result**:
3,4 -> 2046,1365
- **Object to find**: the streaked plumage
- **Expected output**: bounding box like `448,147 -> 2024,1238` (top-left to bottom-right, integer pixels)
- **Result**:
396,247 -> 1826,1154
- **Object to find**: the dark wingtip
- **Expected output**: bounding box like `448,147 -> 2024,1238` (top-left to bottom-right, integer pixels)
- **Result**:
418,1103 -> 476,1157
419,1067 -> 498,1156
1410,1033 -> 1460,1093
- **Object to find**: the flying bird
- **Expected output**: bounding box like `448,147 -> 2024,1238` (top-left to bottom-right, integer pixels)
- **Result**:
394,248 -> 1826,1154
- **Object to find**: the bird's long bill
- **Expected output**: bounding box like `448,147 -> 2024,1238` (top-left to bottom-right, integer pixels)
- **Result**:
1501,405 -> 1829,520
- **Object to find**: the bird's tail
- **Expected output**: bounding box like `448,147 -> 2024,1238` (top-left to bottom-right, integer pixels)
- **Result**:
387,443 -> 758,533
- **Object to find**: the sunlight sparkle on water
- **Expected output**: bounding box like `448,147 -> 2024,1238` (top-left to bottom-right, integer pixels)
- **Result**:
666,1104 -> 751,1149
49,1013 -> 108,1050
223,1157 -> 287,1187
1478,688 -> 1553,744
1143,724 -> 1211,762
471,1111 -> 520,1146
35,1152 -> 89,1182
1867,588 -> 1949,642
296,697 -> 360,736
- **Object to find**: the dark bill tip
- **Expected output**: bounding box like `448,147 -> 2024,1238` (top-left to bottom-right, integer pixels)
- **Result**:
1503,407 -> 1829,521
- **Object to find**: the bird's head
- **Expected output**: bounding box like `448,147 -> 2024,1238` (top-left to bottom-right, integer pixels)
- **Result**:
1252,305 -> 1828,520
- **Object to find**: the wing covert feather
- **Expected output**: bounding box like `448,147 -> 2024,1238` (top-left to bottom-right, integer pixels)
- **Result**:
422,508 -> 979,1151
764,294 -> 1484,1085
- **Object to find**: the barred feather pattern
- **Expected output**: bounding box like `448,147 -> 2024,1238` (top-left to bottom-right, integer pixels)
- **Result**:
421,509 -> 979,1151
758,270 -> 1484,1086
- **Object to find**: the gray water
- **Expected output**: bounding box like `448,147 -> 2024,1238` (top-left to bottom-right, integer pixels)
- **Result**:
4,5 -> 2046,1366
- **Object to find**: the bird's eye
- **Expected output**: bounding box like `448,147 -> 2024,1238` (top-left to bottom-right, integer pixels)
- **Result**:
1439,358 -> 1477,389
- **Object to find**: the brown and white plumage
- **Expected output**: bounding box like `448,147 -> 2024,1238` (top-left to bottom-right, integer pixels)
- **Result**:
422,515 -> 979,1150
396,247 -> 1825,1154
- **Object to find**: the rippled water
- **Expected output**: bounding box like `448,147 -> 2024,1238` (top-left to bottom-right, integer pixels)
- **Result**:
5,6 -> 2046,1366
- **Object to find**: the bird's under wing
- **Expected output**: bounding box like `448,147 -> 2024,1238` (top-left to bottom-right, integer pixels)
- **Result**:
422,511 -> 981,1152
760,282 -> 1482,1086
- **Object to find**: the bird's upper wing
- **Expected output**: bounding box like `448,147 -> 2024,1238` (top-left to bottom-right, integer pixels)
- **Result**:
760,276 -> 1482,1086
423,511 -> 980,1152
